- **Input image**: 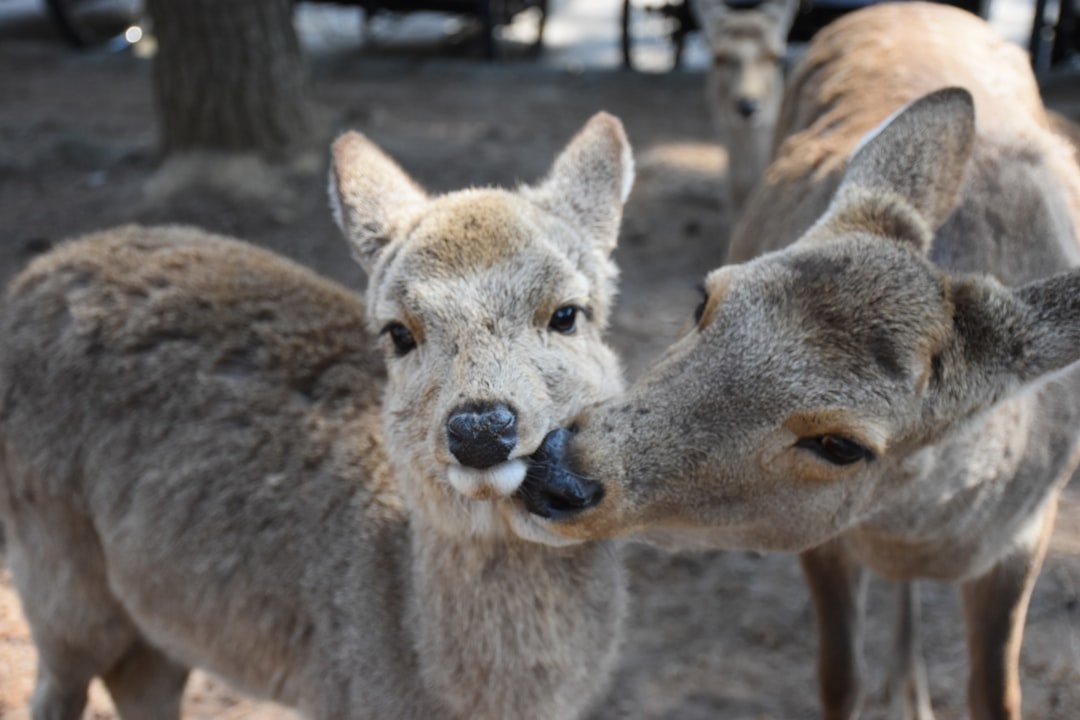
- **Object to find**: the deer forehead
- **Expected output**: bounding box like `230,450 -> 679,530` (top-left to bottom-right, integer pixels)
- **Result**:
393,189 -> 558,274
716,240 -> 946,315
714,16 -> 784,54
372,241 -> 591,335
704,243 -> 950,390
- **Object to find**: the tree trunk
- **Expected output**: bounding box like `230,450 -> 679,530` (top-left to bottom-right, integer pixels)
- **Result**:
146,0 -> 312,158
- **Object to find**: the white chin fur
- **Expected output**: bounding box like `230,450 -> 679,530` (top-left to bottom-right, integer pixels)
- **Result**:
508,510 -> 585,548
447,459 -> 527,498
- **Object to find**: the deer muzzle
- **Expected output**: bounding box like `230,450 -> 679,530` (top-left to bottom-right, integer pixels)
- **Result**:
518,427 -> 604,519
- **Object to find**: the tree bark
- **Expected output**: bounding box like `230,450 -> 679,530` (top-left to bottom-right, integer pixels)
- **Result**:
146,0 -> 312,158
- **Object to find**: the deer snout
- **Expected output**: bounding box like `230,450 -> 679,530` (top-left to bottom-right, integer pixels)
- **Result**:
518,427 -> 604,519
735,97 -> 760,119
446,402 -> 518,469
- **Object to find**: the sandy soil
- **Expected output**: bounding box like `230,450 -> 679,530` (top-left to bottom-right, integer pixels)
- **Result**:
1,14 -> 1079,720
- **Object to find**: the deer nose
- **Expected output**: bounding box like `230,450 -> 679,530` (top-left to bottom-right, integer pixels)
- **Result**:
446,402 -> 518,469
518,427 -> 604,519
736,97 -> 760,119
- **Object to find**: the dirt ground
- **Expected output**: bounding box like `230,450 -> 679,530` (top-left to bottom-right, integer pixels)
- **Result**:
1,10 -> 1080,720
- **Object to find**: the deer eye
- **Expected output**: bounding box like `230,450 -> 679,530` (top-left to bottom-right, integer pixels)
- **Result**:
549,305 -> 581,335
381,322 -> 417,356
795,435 -> 873,466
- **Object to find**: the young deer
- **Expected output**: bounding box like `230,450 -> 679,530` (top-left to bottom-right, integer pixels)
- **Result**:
0,112 -> 633,720
518,5 -> 1080,719
690,0 -> 798,219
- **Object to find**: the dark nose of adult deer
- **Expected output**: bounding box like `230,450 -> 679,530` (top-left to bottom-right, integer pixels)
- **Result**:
518,427 -> 604,519
446,402 -> 518,469
736,97 -> 759,119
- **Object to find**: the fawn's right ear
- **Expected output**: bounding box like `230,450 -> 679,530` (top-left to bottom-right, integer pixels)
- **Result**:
329,131 -> 428,275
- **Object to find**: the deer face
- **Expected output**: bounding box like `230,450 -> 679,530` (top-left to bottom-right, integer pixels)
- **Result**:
517,89 -> 1080,549
329,113 -> 633,538
707,17 -> 786,128
694,0 -> 796,131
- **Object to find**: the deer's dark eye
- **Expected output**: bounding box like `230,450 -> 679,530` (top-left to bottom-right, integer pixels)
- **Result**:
549,305 -> 580,335
795,435 -> 873,466
693,285 -> 708,326
381,322 -> 417,356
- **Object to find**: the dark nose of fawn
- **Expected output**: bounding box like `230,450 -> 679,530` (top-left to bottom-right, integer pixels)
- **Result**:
736,97 -> 760,119
446,402 -> 517,469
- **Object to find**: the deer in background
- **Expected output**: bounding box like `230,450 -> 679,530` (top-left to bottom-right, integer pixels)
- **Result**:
691,0 -> 799,221
0,112 -> 634,720
517,4 -> 1080,719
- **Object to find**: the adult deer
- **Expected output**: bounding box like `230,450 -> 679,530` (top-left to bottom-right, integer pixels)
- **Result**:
519,5 -> 1080,719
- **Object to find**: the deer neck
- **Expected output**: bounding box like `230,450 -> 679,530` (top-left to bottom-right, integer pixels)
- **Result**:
724,120 -> 774,212
404,505 -> 626,719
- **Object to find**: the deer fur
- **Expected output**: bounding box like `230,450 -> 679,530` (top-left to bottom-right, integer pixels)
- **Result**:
0,112 -> 633,720
518,5 -> 1080,720
690,0 -> 798,220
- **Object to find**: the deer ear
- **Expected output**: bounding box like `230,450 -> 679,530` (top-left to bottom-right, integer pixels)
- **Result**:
690,0 -> 732,46
528,112 -> 635,255
822,87 -> 976,253
930,270 -> 1080,420
328,131 -> 428,275
760,0 -> 799,34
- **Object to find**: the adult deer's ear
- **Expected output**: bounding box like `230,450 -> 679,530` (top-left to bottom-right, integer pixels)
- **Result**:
527,112 -> 635,255
929,269 -> 1080,421
328,131 -> 428,275
813,87 -> 976,254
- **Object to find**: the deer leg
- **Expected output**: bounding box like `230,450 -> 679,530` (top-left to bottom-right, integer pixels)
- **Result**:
960,498 -> 1057,720
29,664 -> 90,720
102,640 -> 189,720
5,493 -> 139,720
800,539 -> 868,720
886,581 -> 934,720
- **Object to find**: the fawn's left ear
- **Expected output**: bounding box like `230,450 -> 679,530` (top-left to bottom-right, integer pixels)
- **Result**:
328,131 -> 428,275
930,269 -> 1080,420
691,0 -> 733,47
528,112 -> 635,255
816,87 -> 976,254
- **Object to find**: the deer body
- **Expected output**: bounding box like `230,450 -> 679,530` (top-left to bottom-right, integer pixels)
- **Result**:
1,112 -> 634,720
0,226 -> 426,719
691,0 -> 797,220
520,6 -> 1080,719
